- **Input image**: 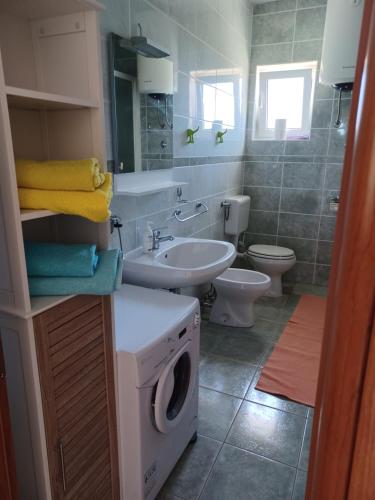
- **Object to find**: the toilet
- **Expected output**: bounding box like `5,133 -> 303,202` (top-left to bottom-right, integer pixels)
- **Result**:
209,195 -> 296,327
248,244 -> 296,297
210,268 -> 271,327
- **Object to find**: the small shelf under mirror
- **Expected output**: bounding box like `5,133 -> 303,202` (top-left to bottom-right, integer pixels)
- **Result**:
115,181 -> 188,197
114,170 -> 188,197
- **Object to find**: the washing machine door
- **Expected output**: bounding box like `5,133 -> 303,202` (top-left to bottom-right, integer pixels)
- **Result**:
153,340 -> 197,434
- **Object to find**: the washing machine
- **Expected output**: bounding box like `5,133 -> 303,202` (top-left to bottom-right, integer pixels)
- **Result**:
114,284 -> 201,500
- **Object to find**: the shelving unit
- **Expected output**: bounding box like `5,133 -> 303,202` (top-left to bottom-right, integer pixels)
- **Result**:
0,3 -> 108,315
29,294 -> 76,317
0,2 -> 119,499
20,209 -> 57,221
6,86 -> 98,110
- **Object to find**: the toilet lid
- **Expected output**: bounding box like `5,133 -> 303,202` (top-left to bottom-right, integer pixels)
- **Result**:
248,244 -> 295,259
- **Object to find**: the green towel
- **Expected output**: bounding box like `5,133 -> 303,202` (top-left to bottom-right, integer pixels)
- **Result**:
28,249 -> 123,296
25,241 -> 99,277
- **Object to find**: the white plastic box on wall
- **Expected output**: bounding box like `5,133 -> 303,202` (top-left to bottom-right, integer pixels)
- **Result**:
320,0 -> 364,87
137,55 -> 174,95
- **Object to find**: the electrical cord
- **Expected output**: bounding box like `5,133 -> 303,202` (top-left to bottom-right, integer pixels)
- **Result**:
110,215 -> 123,251
117,226 -> 123,251
334,87 -> 343,128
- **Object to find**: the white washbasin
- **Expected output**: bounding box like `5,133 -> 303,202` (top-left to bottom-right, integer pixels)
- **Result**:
123,237 -> 236,289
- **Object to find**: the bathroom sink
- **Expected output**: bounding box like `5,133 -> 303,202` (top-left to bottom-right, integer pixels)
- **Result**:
123,237 -> 236,289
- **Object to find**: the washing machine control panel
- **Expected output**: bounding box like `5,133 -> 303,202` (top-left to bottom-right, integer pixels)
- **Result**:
137,306 -> 200,387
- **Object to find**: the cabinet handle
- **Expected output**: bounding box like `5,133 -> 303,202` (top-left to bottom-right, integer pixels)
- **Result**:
59,441 -> 67,492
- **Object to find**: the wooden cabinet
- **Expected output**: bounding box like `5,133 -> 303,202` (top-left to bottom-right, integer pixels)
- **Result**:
33,295 -> 119,499
0,2 -> 120,497
0,339 -> 18,500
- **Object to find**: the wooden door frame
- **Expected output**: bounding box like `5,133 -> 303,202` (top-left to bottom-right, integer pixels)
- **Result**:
306,0 -> 375,498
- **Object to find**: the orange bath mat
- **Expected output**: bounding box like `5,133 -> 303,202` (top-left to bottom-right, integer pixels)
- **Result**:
256,294 -> 327,407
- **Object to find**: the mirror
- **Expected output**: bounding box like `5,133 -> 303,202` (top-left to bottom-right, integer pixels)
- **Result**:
109,33 -> 174,174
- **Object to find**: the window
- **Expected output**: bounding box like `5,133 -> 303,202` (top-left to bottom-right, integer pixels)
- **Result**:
191,68 -> 242,134
203,81 -> 236,129
253,61 -> 317,141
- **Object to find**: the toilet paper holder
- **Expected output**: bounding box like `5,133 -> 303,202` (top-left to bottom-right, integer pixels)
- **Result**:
330,196 -> 340,212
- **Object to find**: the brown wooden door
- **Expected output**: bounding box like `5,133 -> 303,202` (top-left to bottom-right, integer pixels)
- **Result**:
347,320 -> 375,499
0,339 -> 18,500
33,295 -> 119,499
306,0 -> 375,498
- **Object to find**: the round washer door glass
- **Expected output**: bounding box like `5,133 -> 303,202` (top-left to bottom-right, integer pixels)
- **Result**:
153,341 -> 197,434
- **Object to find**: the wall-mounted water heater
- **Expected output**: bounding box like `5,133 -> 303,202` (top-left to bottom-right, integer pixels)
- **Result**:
320,0 -> 364,90
137,55 -> 174,96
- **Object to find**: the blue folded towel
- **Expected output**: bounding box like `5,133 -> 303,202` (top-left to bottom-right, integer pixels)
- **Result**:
28,249 -> 123,296
25,241 -> 99,277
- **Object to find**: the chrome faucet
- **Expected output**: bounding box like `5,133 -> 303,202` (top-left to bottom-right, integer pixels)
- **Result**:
152,228 -> 174,250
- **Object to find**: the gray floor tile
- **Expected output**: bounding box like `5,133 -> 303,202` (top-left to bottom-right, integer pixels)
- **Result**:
292,469 -> 307,500
299,417 -> 313,471
157,435 -> 221,500
293,283 -> 327,296
199,444 -> 295,500
254,303 -> 288,323
200,322 -> 226,354
226,401 -> 306,467
209,328 -> 274,365
257,295 -> 289,308
205,316 -> 286,346
245,368 -> 309,417
261,293 -> 301,317
198,387 -> 242,441
258,342 -> 276,367
254,296 -> 296,323
284,294 -> 301,314
199,353 -> 257,398
250,318 -> 287,343
157,493 -> 184,500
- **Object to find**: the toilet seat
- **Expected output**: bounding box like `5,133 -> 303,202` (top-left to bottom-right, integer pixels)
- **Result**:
248,244 -> 295,260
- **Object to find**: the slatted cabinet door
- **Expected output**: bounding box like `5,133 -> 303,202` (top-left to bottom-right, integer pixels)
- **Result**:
33,295 -> 119,500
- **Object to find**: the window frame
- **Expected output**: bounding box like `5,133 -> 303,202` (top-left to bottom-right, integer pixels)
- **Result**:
253,61 -> 317,141
191,69 -> 242,138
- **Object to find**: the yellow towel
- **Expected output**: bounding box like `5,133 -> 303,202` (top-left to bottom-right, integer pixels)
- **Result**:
18,173 -> 112,223
16,158 -> 105,192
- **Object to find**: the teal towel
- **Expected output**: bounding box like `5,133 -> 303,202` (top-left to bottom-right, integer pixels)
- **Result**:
28,249 -> 123,296
25,241 -> 99,277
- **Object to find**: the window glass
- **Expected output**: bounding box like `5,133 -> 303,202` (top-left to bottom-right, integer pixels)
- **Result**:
191,68 -> 242,136
202,84 -> 216,126
267,77 -> 304,129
